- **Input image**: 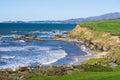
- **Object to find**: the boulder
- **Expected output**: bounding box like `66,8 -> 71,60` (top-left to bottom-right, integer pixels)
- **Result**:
5,68 -> 13,72
22,35 -> 37,40
89,44 -> 95,50
102,46 -> 110,51
13,35 -> 21,40
63,64 -> 74,70
34,37 -> 43,41
51,35 -> 63,40
15,66 -> 31,72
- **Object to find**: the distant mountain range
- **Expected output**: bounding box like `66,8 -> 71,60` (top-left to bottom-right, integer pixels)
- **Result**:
2,12 -> 120,24
63,12 -> 120,23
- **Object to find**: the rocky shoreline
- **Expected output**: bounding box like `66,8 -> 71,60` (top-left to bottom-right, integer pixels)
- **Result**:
0,33 -> 93,71
51,24 -> 120,65
1,24 -> 120,71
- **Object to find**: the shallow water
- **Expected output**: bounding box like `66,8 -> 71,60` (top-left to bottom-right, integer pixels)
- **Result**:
0,23 -> 86,69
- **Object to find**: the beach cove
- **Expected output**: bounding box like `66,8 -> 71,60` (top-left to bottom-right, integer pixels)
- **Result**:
0,23 -> 92,69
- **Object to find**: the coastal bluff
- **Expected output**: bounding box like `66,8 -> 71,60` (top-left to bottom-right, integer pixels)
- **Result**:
67,24 -> 120,52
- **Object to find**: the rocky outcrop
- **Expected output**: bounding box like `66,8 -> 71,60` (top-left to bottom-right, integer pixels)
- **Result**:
51,35 -> 63,40
13,35 -> 42,41
67,25 -> 120,52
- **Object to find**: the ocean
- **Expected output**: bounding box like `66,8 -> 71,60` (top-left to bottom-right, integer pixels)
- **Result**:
0,23 -> 86,69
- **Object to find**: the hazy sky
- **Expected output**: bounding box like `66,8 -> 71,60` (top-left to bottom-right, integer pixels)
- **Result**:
0,0 -> 120,21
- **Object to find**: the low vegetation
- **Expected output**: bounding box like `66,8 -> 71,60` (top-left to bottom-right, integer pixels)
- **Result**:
79,19 -> 120,34
82,58 -> 109,65
108,46 -> 120,65
30,71 -> 120,80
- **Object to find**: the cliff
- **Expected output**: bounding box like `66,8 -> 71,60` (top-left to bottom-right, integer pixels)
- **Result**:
67,25 -> 120,52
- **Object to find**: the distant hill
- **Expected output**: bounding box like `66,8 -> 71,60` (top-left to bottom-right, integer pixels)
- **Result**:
2,12 -> 120,24
64,12 -> 120,23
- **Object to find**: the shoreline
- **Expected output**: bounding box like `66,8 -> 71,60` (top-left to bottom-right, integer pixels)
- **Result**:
62,38 -> 109,65
0,39 -> 95,70
0,37 -> 105,70
0,34 -> 109,71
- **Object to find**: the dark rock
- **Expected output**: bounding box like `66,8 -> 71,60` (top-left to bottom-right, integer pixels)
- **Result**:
15,66 -> 31,72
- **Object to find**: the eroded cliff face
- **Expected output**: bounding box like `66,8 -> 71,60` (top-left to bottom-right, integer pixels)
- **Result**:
67,25 -> 120,52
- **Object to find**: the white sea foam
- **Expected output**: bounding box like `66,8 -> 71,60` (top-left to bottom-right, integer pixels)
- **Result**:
11,31 -> 17,33
30,30 -> 67,35
30,31 -> 52,34
0,47 -> 24,51
0,48 -> 67,69
80,45 -> 92,56
1,56 -> 15,59
41,49 -> 67,64
18,40 -> 25,42
1,34 -> 21,38
38,35 -> 51,38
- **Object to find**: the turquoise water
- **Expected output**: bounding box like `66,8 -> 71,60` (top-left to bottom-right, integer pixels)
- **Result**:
0,23 -> 86,69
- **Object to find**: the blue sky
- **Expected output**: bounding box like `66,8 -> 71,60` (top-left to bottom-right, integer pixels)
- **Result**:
0,0 -> 120,21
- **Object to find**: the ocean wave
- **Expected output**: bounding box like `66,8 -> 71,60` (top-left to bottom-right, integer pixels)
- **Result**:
80,45 -> 92,56
0,56 -> 15,59
38,35 -> 51,38
0,49 -> 67,69
11,31 -> 17,33
30,31 -> 52,34
18,40 -> 25,42
30,30 -> 68,35
41,49 -> 67,64
1,34 -> 21,38
0,46 -> 51,52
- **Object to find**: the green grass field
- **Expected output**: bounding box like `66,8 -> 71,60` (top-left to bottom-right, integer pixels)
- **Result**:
30,71 -> 120,80
79,19 -> 120,34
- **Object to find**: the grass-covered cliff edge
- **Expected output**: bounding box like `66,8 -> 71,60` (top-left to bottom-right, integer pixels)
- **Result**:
67,19 -> 120,64
67,19 -> 120,52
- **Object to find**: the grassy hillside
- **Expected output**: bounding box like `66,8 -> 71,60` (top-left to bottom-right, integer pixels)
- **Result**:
79,19 -> 120,34
30,71 -> 120,80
